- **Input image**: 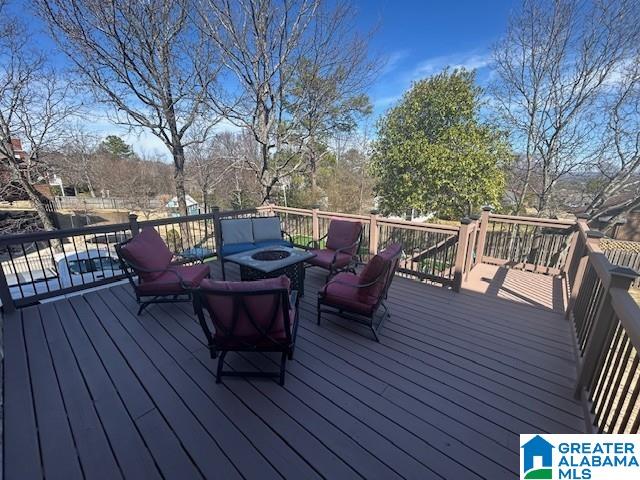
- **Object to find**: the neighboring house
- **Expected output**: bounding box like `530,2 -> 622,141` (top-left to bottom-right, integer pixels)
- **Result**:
166,194 -> 199,216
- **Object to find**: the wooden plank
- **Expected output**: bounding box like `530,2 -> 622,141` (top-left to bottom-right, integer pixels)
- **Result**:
21,305 -> 84,480
224,353 -> 403,480
91,288 -> 284,480
53,300 -> 163,479
3,310 -> 43,480
79,292 -> 242,480
39,302 -> 122,480
108,285 -> 322,479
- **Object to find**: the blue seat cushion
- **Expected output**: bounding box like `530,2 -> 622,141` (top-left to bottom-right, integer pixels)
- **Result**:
220,242 -> 256,257
254,239 -> 293,249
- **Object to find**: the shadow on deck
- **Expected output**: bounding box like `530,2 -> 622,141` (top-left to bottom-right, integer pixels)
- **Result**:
2,261 -> 585,480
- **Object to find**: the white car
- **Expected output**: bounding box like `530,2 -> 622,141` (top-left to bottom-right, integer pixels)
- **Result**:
8,249 -> 124,300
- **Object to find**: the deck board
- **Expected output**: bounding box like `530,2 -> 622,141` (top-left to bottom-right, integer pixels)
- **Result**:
2,261 -> 586,480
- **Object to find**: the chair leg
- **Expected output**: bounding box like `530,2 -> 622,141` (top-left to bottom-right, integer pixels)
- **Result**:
216,351 -> 227,383
279,352 -> 287,386
220,260 -> 226,280
317,301 -> 322,325
137,302 -> 149,315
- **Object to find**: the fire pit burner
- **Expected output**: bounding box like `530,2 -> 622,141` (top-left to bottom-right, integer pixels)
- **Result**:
251,250 -> 291,261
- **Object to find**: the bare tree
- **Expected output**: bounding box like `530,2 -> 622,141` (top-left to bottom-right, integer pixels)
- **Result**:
198,0 -> 374,203
185,132 -> 241,211
0,4 -> 78,231
38,0 -> 221,217
491,0 -> 639,215
583,55 -> 640,226
52,125 -> 101,197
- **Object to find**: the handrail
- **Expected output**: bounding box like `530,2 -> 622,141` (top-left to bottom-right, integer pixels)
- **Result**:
566,221 -> 640,433
489,212 -> 575,227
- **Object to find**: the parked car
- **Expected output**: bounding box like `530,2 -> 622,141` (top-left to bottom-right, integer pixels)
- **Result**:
8,249 -> 124,300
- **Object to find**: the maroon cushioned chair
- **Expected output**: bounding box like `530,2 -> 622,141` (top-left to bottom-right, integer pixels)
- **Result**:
193,276 -> 299,385
306,218 -> 363,279
116,227 -> 210,315
317,243 -> 402,341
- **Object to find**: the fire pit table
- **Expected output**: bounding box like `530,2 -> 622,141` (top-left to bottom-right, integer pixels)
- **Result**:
223,246 -> 316,296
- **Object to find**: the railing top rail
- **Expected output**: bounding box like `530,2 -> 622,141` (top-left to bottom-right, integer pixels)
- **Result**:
610,287 -> 640,353
316,210 -> 370,221
218,208 -> 259,218
488,213 -> 576,228
265,206 -> 313,215
376,216 -> 460,233
0,221 -> 134,246
138,212 -> 214,228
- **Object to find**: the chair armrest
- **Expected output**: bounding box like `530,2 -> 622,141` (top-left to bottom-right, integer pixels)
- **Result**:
307,233 -> 328,249
282,230 -> 294,243
321,270 -> 386,295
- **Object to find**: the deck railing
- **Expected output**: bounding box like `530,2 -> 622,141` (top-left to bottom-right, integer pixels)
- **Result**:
260,205 -> 461,286
566,218 -> 640,433
2,202 -> 640,434
477,208 -> 576,275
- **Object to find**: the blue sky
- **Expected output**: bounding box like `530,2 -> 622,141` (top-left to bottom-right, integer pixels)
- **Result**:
358,0 -> 516,117
16,0 -> 517,156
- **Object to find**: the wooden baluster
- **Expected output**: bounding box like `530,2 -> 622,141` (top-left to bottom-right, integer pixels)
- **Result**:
574,265 -> 638,401
566,230 -> 604,320
369,210 -> 379,256
312,207 -> 319,247
453,217 -> 472,292
475,206 -> 491,265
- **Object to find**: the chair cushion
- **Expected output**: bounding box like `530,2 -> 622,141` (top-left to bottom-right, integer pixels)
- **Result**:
120,228 -> 173,281
252,217 -> 283,242
307,249 -> 353,270
254,239 -> 293,249
325,219 -> 362,254
221,218 -> 254,244
137,263 -> 210,295
358,255 -> 388,301
321,272 -> 377,316
220,242 -> 256,257
199,276 -> 293,344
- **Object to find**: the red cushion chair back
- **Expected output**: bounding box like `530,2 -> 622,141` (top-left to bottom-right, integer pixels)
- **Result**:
119,228 -> 173,281
198,276 -> 292,345
325,219 -> 362,255
357,243 -> 403,301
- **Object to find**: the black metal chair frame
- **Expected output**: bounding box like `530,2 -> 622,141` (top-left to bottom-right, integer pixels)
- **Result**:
219,215 -> 293,280
306,226 -> 363,280
193,287 -> 300,385
317,250 -> 401,342
115,239 -> 209,315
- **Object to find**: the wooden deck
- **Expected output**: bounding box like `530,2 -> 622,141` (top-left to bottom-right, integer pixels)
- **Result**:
2,262 -> 585,480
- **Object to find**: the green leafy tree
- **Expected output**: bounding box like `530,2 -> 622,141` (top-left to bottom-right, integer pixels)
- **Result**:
100,135 -> 134,158
370,69 -> 509,219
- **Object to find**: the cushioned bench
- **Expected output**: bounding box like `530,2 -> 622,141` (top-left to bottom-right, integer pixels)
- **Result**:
219,216 -> 292,279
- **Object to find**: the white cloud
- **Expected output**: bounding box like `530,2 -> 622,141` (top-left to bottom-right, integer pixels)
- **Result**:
380,49 -> 410,76
410,51 -> 493,81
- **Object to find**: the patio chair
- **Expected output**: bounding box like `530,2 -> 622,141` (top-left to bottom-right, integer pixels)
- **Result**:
193,275 -> 299,385
317,243 -> 402,341
306,218 -> 363,280
116,227 -> 210,315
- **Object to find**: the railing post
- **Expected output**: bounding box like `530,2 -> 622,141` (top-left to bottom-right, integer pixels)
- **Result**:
574,265 -> 639,400
128,213 -> 140,236
453,217 -> 472,292
211,206 -> 222,254
369,210 -> 379,256
475,206 -> 491,264
0,261 -> 16,313
312,207 -> 320,245
566,230 -> 604,319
